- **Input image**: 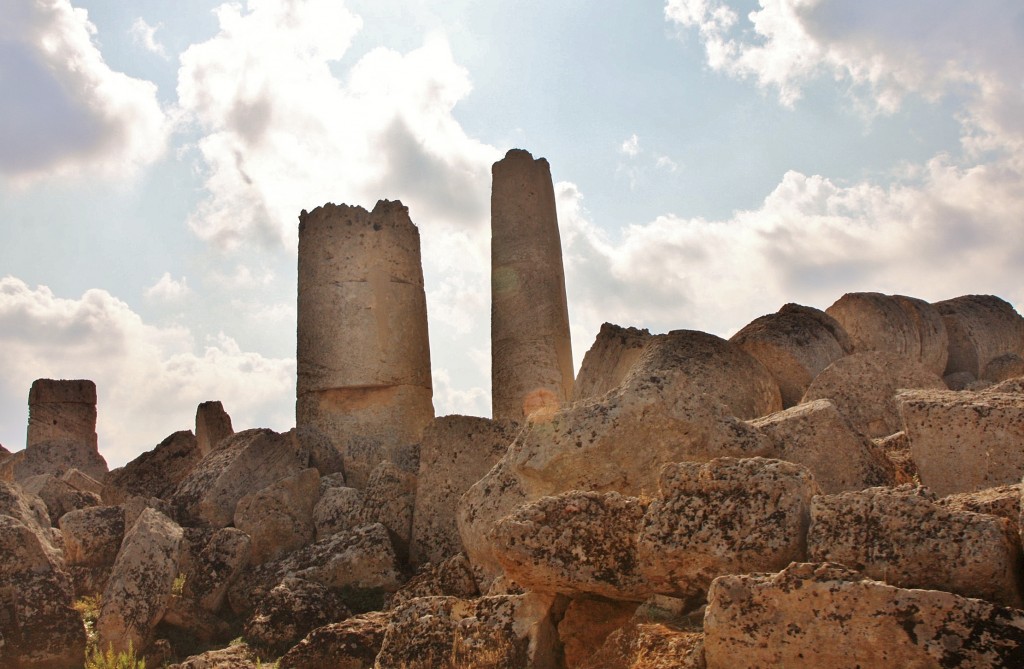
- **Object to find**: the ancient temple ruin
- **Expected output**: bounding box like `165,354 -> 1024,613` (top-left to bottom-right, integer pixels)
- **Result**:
295,199 -> 434,488
490,148 -> 575,421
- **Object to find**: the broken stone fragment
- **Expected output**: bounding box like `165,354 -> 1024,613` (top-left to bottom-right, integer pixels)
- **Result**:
103,430 -> 202,505
934,294 -> 1024,378
195,400 -> 234,456
234,467 -> 319,565
277,612 -> 389,669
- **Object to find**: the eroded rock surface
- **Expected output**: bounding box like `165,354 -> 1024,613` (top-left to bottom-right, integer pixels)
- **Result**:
935,294 -> 1024,378
277,612 -> 389,669
244,576 -> 351,658
104,430 -> 202,505
234,467 -> 319,565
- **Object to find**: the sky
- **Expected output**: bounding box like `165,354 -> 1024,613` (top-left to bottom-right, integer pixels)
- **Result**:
2,0 -> 1023,467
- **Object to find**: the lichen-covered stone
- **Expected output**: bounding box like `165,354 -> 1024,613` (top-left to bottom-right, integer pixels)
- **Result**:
573,323 -> 654,402
939,484 -> 1022,533
359,460 -> 416,558
808,485 -> 1022,606
558,598 -> 638,668
637,458 -> 818,600
704,562 -> 1024,669
731,303 -> 852,407
580,624 -> 705,669
234,467 -> 319,565
491,491 -> 649,600
802,351 -> 945,438
171,428 -> 307,528
375,593 -> 561,669
244,577 -> 351,658
411,415 -> 519,567
59,504 -> 125,595
277,612 -> 389,669
313,485 -> 364,541
97,507 -> 184,654
103,431 -> 202,505
898,389 -> 1024,495
61,467 -> 103,495
387,553 -> 479,610
182,527 -> 251,614
0,514 -> 86,669
167,643 -> 259,669
750,399 -> 894,493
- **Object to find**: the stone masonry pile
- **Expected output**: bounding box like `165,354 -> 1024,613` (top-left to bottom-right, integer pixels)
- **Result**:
2,149 -> 1024,668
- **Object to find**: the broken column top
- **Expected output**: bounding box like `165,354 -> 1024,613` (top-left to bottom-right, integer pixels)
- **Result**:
29,379 -> 96,405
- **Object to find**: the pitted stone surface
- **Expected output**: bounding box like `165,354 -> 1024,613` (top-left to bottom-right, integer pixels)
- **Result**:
808,485 -> 1022,606
802,350 -> 945,438
636,458 -> 818,600
277,612 -> 388,669
704,562 -> 1024,669
296,199 -> 434,488
234,467 -> 319,565
182,526 -> 252,614
573,323 -> 653,402
935,294 -> 1024,378
491,149 -> 575,422
244,576 -> 351,658
104,430 -> 201,505
731,303 -> 852,407
898,389 -> 1024,495
195,400 -> 234,456
17,378 -> 107,482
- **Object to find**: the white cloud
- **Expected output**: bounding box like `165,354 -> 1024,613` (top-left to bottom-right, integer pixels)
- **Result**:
620,133 -> 641,157
665,0 -> 1024,152
655,155 -> 679,172
0,277 -> 294,467
0,0 -> 169,182
144,272 -> 190,301
559,151 -> 1024,351
432,367 -> 489,419
129,17 -> 167,59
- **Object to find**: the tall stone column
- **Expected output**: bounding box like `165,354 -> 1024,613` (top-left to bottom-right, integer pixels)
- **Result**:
297,200 -> 434,488
491,149 -> 574,421
17,378 -> 107,481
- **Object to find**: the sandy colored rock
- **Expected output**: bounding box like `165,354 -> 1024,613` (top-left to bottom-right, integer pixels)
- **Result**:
195,400 -> 233,456
296,199 -> 434,488
802,350 -> 945,438
939,483 -> 1022,532
103,430 -> 202,505
874,431 -> 919,485
731,303 -> 852,407
244,576 -> 351,658
826,292 -> 949,375
935,294 -> 1024,378
457,457 -> 531,587
0,514 -> 87,669
637,458 -> 818,600
228,523 -> 403,617
809,485 -> 1022,606
581,624 -> 705,669
750,399 -> 895,493
313,485 -> 364,541
558,598 -> 638,668
573,323 -> 653,402
492,490 -> 649,600
22,473 -> 101,525
376,592 -> 562,669
61,467 -> 102,495
898,388 -> 1024,495
704,562 -> 1024,669
982,352 -> 1024,382
17,379 -> 107,483
491,149 -> 575,422
359,459 -> 416,558
181,527 -> 251,614
278,612 -> 389,669
0,480 -> 61,560
411,415 -> 520,567
59,504 -> 125,595
387,553 -> 480,610
97,507 -> 184,655
234,467 -> 319,565
167,643 -> 260,669
171,428 -> 307,528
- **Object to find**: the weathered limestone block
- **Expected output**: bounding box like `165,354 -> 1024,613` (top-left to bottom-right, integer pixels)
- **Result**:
749,399 -> 895,493
104,430 -> 202,505
61,467 -> 102,494
17,378 -> 107,482
573,323 -> 653,402
0,447 -> 18,482
874,431 -> 919,485
277,612 -> 389,669
97,507 -> 184,655
244,577 -> 351,658
939,483 -> 1022,533
493,491 -> 649,600
0,515 -> 86,669
898,389 -> 1024,495
59,504 -> 125,595
826,292 -> 949,375
802,350 -> 945,438
731,303 -> 852,407
580,624 -> 705,669
988,376 -> 1024,394
359,460 -> 416,558
410,415 -> 520,567
637,458 -> 818,600
809,485 -> 1022,606
558,598 -> 638,669
234,467 -> 319,565
22,473 -> 101,525
313,485 -> 364,541
171,428 -> 306,528
296,199 -> 434,489
387,553 -> 480,610
491,149 -> 574,422
376,593 -> 562,669
182,527 -> 252,614
982,352 -> 1024,382
195,400 -> 233,456
0,480 -> 61,560
935,294 -> 1024,378
228,523 -> 403,617
167,643 -> 259,669
457,457 -> 530,587
704,562 -> 1024,669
